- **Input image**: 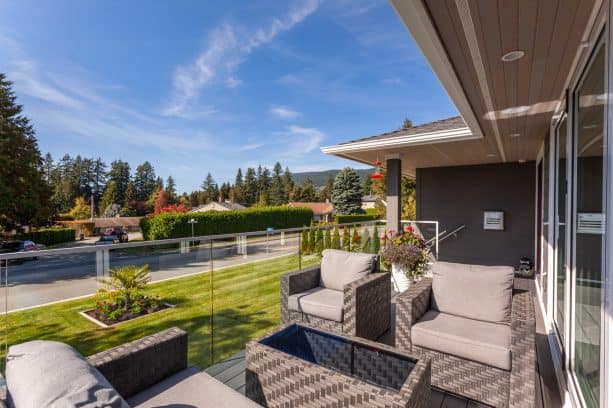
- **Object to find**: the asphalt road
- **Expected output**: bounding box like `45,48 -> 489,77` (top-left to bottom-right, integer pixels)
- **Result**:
1,236 -> 300,312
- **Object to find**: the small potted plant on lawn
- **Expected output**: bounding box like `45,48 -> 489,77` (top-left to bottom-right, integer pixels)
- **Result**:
380,225 -> 430,292
85,264 -> 166,326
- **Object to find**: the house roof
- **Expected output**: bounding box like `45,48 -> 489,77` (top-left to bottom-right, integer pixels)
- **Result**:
336,116 -> 466,146
288,202 -> 334,215
362,195 -> 377,202
191,201 -> 246,212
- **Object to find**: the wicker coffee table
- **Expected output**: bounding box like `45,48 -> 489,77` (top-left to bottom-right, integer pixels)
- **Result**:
245,323 -> 431,407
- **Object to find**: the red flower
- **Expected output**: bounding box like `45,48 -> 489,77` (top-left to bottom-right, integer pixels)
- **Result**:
405,225 -> 414,233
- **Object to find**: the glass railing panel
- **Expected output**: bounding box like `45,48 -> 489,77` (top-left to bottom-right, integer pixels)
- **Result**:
210,230 -> 305,365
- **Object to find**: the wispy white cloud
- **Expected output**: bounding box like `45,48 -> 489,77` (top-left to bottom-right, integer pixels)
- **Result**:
0,34 -> 211,151
382,76 -> 401,85
285,125 -> 324,155
164,0 -> 319,117
238,143 -> 264,151
226,76 -> 243,88
269,105 -> 301,119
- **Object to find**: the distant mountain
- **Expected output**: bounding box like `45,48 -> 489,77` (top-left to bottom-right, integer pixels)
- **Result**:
293,168 -> 372,187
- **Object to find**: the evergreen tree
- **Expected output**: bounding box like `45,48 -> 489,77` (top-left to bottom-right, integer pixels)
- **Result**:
301,228 -> 310,254
165,175 -> 177,203
244,167 -> 257,206
0,73 -> 51,227
301,178 -> 317,202
331,168 -> 363,215
283,167 -> 294,202
315,228 -> 324,255
332,227 -> 341,250
108,160 -> 131,204
100,181 -> 118,214
361,228 -> 371,253
362,175 -> 373,196
290,184 -> 303,202
256,165 -> 271,205
42,153 -> 54,184
201,173 -> 217,203
123,181 -> 136,211
318,175 -> 334,202
92,158 -> 107,211
270,162 -> 285,205
323,228 -> 331,250
308,224 -> 317,253
134,161 -> 157,202
372,224 -> 381,254
233,168 -> 244,204
341,226 -> 350,251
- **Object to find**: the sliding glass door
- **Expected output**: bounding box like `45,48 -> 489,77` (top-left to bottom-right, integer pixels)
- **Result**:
554,115 -> 568,342
572,42 -> 605,408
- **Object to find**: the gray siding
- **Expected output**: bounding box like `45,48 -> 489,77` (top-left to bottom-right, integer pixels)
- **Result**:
416,162 -> 535,268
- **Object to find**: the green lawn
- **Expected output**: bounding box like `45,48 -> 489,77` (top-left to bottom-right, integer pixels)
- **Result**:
4,253 -> 319,370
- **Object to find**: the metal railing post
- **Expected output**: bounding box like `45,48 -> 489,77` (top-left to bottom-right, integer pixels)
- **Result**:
298,231 -> 302,270
209,239 -> 214,365
435,221 -> 439,260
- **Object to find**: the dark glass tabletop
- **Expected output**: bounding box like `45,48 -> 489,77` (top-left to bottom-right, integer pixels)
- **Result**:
260,324 -> 415,392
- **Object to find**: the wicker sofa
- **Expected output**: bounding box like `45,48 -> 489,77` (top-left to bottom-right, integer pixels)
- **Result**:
281,249 -> 391,340
395,262 -> 536,408
2,328 -> 260,407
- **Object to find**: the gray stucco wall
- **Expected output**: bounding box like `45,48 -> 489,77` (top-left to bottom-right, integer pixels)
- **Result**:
416,162 -> 535,268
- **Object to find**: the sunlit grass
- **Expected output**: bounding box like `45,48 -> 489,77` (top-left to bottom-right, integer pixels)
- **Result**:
3,253 -> 319,370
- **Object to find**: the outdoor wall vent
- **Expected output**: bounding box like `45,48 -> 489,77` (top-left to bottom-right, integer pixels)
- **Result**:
577,213 -> 604,235
483,211 -> 504,231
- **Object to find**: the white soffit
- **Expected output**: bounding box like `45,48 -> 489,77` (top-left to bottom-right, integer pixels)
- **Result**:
388,0 -> 484,140
320,126 -> 475,154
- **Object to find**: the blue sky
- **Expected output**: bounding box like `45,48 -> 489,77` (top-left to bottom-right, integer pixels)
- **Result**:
0,0 -> 457,192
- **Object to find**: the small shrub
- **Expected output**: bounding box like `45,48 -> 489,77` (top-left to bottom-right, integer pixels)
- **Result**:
332,227 -> 341,250
342,226 -> 350,251
334,213 -> 379,224
99,264 -> 151,311
361,228 -> 371,253
323,228 -> 331,250
315,228 -> 324,255
351,228 -> 361,251
301,228 -> 310,254
16,227 -> 75,246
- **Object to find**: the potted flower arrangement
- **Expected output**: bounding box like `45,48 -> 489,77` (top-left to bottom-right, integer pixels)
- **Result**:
380,225 -> 430,292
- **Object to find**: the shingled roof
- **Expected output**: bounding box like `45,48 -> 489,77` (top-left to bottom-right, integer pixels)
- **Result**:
337,116 -> 466,146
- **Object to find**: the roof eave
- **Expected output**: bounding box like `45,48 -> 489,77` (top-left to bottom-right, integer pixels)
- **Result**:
388,0 -> 484,140
320,126 -> 476,154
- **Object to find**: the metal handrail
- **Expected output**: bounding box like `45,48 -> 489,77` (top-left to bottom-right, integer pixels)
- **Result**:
0,220 -> 385,261
438,224 -> 466,243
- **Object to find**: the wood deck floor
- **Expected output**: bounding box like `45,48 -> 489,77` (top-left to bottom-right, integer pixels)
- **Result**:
205,281 -> 563,407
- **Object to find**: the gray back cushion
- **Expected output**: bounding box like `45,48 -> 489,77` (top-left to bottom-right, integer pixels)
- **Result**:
320,249 -> 376,291
6,340 -> 128,408
431,261 -> 514,324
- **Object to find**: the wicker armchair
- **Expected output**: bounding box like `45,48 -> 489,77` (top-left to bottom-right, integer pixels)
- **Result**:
280,251 -> 391,341
395,277 -> 536,408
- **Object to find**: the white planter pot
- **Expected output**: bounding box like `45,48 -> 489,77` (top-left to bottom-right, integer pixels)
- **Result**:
391,264 -> 412,293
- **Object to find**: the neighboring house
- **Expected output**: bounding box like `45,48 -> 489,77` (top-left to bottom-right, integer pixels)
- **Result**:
94,217 -> 143,233
288,202 -> 334,222
361,195 -> 377,210
191,201 -> 246,213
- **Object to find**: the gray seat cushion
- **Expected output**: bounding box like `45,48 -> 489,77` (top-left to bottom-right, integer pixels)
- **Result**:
431,261 -> 514,324
129,367 -> 261,407
288,287 -> 344,322
6,340 -> 128,408
320,249 -> 375,291
412,310 -> 512,370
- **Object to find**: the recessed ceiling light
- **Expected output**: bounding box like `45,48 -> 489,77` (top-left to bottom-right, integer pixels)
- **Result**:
583,124 -> 598,129
501,105 -> 530,115
509,133 -> 521,138
519,159 -> 526,163
501,50 -> 524,62
487,153 -> 497,158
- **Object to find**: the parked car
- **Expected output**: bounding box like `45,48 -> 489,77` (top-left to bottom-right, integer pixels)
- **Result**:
0,240 -> 45,264
97,227 -> 128,244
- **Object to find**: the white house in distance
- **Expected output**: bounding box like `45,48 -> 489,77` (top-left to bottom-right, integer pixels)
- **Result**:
190,201 -> 246,213
288,202 -> 334,223
361,195 -> 377,210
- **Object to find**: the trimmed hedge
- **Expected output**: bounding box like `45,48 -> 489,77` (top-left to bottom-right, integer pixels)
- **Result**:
16,227 -> 76,246
140,206 -> 314,241
334,213 -> 380,224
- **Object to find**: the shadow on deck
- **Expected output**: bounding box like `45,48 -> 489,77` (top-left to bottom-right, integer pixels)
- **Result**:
205,281 -> 563,408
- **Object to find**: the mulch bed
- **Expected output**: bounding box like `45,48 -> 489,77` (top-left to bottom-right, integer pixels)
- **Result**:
83,303 -> 172,326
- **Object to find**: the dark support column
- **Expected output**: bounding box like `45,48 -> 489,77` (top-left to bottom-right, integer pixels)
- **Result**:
386,156 -> 402,233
